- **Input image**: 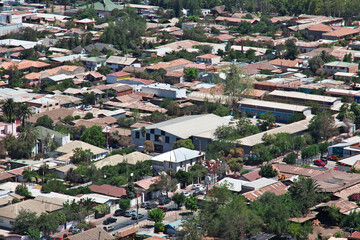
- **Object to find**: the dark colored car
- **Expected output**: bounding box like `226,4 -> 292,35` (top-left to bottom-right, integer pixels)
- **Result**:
114,209 -> 125,216
145,202 -> 158,210
103,217 -> 117,225
158,196 -> 171,205
313,159 -> 327,166
131,213 -> 144,220
158,206 -> 168,212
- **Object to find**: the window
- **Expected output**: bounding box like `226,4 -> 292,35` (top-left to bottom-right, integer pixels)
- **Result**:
150,129 -> 155,134
165,136 -> 170,143
146,133 -> 150,140
135,132 -> 140,138
161,130 -> 165,135
176,138 -> 180,142
155,135 -> 161,142
180,162 -> 183,167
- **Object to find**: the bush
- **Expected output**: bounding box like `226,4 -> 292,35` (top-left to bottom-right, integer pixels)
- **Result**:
154,222 -> 165,233
74,115 -> 81,120
349,193 -> 360,202
64,115 -> 74,123
84,112 -> 94,119
284,152 -> 297,165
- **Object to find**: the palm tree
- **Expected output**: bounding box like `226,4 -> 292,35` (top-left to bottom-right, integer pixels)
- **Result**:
3,98 -> 16,123
19,126 -> 39,149
16,103 -> 33,127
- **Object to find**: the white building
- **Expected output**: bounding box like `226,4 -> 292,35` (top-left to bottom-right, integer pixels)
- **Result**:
139,83 -> 186,99
151,147 -> 204,172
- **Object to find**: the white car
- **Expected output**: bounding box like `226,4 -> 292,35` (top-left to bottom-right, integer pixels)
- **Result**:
84,105 -> 92,111
184,192 -> 191,197
197,186 -> 206,192
192,184 -> 201,190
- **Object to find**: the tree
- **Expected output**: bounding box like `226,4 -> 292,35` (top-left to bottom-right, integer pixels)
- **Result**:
126,182 -> 137,199
259,164 -> 278,178
143,140 -> 155,152
84,112 -> 94,119
284,152 -> 297,165
37,213 -> 61,237
175,170 -> 192,186
97,65 -> 111,76
8,64 -> 23,88
65,168 -> 83,183
309,55 -> 324,75
185,195 -> 198,212
172,193 -> 186,209
148,208 -> 165,223
288,176 -> 321,214
28,228 -> 41,240
308,111 -> 338,140
319,141 -> 330,157
184,67 -> 199,81
119,199 -> 131,210
178,216 -> 202,240
284,39 -> 299,60
3,98 -> 16,123
228,158 -> 243,173
82,92 -> 97,106
258,113 -> 276,131
150,174 -> 178,195
15,184 -> 31,198
35,115 -> 54,129
13,210 -> 37,235
70,148 -> 94,164
173,139 -> 195,150
16,103 -> 32,127
80,125 -> 106,148
223,64 -> 252,112
63,115 -> 74,123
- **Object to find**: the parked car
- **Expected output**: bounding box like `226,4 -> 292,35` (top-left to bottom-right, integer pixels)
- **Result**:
313,159 -> 327,166
158,206 -> 168,212
192,184 -> 201,190
328,155 -> 338,161
84,105 -> 92,111
103,225 -> 114,232
145,202 -> 158,210
114,209 -> 125,216
131,213 -> 144,220
193,190 -> 204,196
125,209 -> 137,217
103,217 -> 117,225
69,226 -> 82,234
159,197 -> 171,205
141,202 -> 149,208
184,192 -> 191,197
63,233 -> 73,238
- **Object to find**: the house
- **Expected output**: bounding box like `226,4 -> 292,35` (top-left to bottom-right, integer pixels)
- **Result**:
132,114 -> 231,152
215,16 -> 257,25
88,184 -> 127,198
106,56 -> 137,72
134,176 -> 161,200
0,122 -> 17,138
337,155 -> 360,172
216,177 -> 278,193
67,227 -> 115,240
238,98 -> 312,123
0,196 -> 65,229
85,72 -> 104,82
349,231 -> 360,240
312,169 -> 360,193
196,54 -> 221,65
106,71 -> 131,84
305,23 -> 332,40
268,90 -> 342,110
164,220 -> 184,235
269,59 -> 303,70
94,151 -> 151,169
34,126 -> 71,154
138,83 -> 186,99
242,182 -> 288,201
146,59 -> 191,73
151,147 -> 204,173
54,164 -> 77,179
323,61 -> 359,75
322,27 -> 360,40
81,57 -> 106,71
25,97 -> 60,114
28,108 -> 75,125
54,140 -> 108,161
211,5 -> 227,15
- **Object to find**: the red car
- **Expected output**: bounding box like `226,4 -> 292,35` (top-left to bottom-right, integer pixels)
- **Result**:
158,206 -> 168,212
313,159 -> 327,166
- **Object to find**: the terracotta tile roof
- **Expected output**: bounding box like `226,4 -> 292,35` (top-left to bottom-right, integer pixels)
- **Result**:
350,231 -> 360,239
165,70 -> 184,78
216,34 -> 235,42
241,170 -> 261,181
243,182 -> 288,201
0,172 -> 15,181
134,91 -> 154,98
197,54 -> 219,59
116,227 -> 138,238
67,227 -> 114,240
87,71 -> 104,78
273,163 -> 324,178
88,184 -> 127,198
242,61 -> 277,75
24,65 -> 84,80
323,27 -> 360,38
0,60 -> 50,71
147,59 -> 191,70
108,71 -> 131,77
145,236 -> 170,240
269,59 -> 300,68
28,108 -> 75,124
215,16 -> 256,24
135,176 -> 160,190
306,23 -> 332,32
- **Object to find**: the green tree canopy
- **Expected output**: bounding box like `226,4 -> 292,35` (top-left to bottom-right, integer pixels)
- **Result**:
80,125 -> 106,148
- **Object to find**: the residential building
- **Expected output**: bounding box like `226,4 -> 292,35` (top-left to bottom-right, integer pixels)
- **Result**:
25,97 -> 60,114
88,184 -> 127,198
151,147 -> 204,173
269,59 -> 303,70
81,57 -> 106,71
34,126 -> 71,154
196,54 -> 221,65
132,114 -> 231,152
0,122 -> 17,137
95,151 -> 151,169
238,98 -> 312,123
106,56 -> 138,72
67,227 -> 115,240
268,90 -> 342,110
54,140 -> 108,161
305,23 -> 332,40
55,164 -> 77,179
337,155 -> 360,172
328,136 -> 360,158
138,83 -> 186,99
106,71 -> 131,84
322,27 -> 360,40
323,61 -> 359,75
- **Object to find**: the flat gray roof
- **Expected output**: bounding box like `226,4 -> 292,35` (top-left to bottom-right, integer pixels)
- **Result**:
269,90 -> 340,103
238,98 -> 311,112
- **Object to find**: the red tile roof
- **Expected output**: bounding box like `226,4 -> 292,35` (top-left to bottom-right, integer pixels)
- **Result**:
243,182 -> 288,201
135,176 -> 160,190
197,54 -> 219,59
241,170 -> 261,181
323,27 -> 360,38
88,184 -> 127,198
350,231 -> 360,239
306,23 -> 332,32
108,71 -> 131,77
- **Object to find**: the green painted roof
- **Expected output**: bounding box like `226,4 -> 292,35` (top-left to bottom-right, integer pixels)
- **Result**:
35,126 -> 67,140
81,0 -> 123,12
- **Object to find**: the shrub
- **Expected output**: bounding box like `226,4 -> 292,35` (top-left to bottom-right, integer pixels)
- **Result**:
349,193 -> 360,202
284,152 -> 297,165
74,115 -> 81,120
154,222 -> 165,233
